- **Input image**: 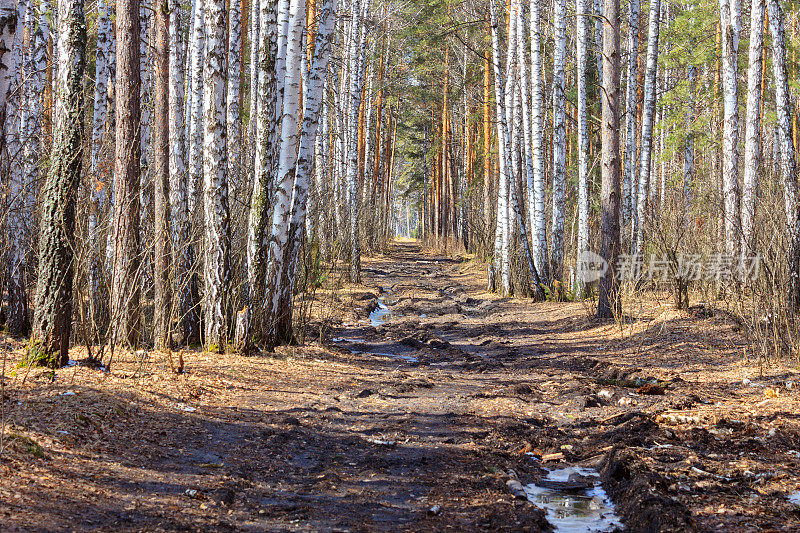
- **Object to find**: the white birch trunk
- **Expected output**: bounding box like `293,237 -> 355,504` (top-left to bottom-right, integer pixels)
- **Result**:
719,0 -> 741,258
528,0 -> 548,281
245,0 -> 277,338
227,0 -> 242,188
767,0 -> 800,308
684,65 -> 696,219
552,0 -> 567,281
741,0 -> 764,257
594,0 -> 603,87
262,0 -> 305,347
140,0 -> 153,297
5,0 -> 27,335
188,0 -> 205,215
632,0 -> 661,257
88,0 -> 112,330
247,0 -> 260,161
576,0 -> 590,296
170,0 -> 194,342
623,0 -> 639,224
202,0 -> 230,350
346,0 -> 372,283
282,0 -> 336,317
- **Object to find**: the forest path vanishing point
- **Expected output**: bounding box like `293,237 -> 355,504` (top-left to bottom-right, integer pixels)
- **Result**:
4,240 -> 800,532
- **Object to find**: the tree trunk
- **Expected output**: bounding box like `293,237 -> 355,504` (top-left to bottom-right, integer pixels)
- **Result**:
576,0 -> 590,297
742,0 -> 764,258
551,0 -> 567,283
227,0 -> 242,190
623,0 -> 639,225
632,0 -> 660,257
5,0 -> 27,337
279,0 -> 335,340
597,0 -> 621,319
245,0 -> 278,345
183,0 -> 204,344
153,0 -> 171,349
768,0 -> 800,310
111,0 -> 141,349
719,0 -> 741,259
169,0 -> 192,347
139,0 -> 153,305
87,0 -> 113,337
262,0 -> 305,348
29,0 -> 86,366
202,0 -> 230,352
529,0 -> 548,282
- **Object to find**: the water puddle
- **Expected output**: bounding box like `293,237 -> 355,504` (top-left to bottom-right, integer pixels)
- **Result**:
369,297 -> 398,326
523,467 -> 622,533
788,491 -> 800,505
351,350 -> 419,363
330,337 -> 419,363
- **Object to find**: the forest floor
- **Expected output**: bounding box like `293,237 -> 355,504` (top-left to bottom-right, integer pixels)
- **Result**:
3,241 -> 800,532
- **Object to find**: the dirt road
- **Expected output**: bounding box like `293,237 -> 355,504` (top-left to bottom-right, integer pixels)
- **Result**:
3,241 -> 800,531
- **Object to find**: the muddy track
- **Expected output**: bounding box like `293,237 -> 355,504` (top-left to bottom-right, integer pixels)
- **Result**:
5,241 -> 800,532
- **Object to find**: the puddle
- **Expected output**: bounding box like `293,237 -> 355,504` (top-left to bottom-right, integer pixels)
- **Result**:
788,491 -> 800,505
369,297 -> 397,326
523,467 -> 622,533
351,350 -> 419,363
330,336 -> 419,363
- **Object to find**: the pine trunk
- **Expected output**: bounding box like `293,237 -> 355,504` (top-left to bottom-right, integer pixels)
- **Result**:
153,0 -> 171,349
597,0 -> 621,319
111,0 -> 142,348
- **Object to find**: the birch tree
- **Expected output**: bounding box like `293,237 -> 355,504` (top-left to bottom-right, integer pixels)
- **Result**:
346,0 -> 372,283
529,0 -> 548,281
279,0 -> 336,340
767,0 -> 800,310
263,0 -> 305,348
29,0 -> 86,366
0,2 -> 17,108
169,0 -> 194,346
719,0 -> 741,258
243,0 -> 278,346
551,0 -> 567,282
489,0 -> 514,294
684,65 -> 696,217
5,0 -> 26,336
623,0 -> 639,224
187,0 -> 204,215
182,0 -> 204,344
227,0 -> 242,186
576,0 -> 590,297
632,0 -> 661,257
202,0 -> 230,352
88,0 -> 113,334
742,0 -> 764,258
247,0 -> 259,158
139,0 -> 153,298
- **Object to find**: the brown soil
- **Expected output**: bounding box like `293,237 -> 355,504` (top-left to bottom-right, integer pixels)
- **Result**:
2,241 -> 800,532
